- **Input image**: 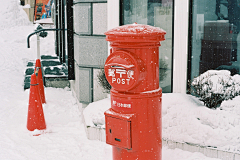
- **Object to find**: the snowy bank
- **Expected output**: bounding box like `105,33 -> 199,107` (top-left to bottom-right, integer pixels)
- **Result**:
83,93 -> 240,154
0,1 -> 31,29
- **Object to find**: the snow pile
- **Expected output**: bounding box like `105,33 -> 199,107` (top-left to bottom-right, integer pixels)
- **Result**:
162,93 -> 240,153
83,96 -> 111,127
83,92 -> 240,154
22,4 -> 31,8
0,0 -> 31,29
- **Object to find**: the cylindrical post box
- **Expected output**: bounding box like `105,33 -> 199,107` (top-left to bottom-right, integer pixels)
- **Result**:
104,23 -> 166,160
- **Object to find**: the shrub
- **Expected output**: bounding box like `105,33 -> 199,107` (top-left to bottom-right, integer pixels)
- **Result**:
191,70 -> 239,109
159,59 -> 168,82
97,68 -> 111,93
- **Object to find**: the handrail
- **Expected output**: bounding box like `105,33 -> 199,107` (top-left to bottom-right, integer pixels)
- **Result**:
27,28 -> 63,48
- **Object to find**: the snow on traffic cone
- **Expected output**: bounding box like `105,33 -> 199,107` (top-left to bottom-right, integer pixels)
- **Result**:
35,59 -> 46,104
27,74 -> 46,131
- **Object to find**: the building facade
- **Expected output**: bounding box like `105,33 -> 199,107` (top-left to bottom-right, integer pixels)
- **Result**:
54,0 -> 240,105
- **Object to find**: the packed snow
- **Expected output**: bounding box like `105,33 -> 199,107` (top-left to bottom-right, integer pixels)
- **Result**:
83,92 -> 240,154
0,0 -> 224,159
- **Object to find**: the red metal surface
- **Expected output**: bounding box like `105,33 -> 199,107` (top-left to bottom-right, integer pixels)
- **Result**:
104,23 -> 165,160
105,108 -> 134,150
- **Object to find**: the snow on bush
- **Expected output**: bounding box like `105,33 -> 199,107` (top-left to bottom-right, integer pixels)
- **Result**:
191,70 -> 240,109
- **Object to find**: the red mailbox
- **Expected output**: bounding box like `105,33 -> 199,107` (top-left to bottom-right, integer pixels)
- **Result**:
104,23 -> 166,160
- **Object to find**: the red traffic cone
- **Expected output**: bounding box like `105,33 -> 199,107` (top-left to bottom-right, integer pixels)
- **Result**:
34,59 -> 46,104
27,74 -> 46,131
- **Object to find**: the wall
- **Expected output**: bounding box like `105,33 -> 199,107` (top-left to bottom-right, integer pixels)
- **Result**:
71,0 -> 191,102
72,0 -> 108,104
172,0 -> 189,93
23,0 -> 35,22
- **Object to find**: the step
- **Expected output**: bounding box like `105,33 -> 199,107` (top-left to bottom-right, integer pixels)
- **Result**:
23,55 -> 69,89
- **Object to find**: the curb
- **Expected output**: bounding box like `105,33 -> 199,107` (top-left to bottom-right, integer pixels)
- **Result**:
164,139 -> 239,160
83,124 -> 240,160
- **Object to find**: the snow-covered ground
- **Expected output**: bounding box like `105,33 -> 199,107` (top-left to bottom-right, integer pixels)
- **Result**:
0,0 -> 223,159
84,71 -> 240,154
84,92 -> 240,154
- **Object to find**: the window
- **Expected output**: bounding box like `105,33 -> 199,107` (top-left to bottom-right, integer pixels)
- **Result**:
189,0 -> 240,81
121,0 -> 173,93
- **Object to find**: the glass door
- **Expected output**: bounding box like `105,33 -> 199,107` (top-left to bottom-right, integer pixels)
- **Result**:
189,0 -> 240,80
121,0 -> 174,93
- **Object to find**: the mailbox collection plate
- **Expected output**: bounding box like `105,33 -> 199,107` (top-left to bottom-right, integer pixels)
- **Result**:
105,108 -> 135,150
105,116 -> 131,150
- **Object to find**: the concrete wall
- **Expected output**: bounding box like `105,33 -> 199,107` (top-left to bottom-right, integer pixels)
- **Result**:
72,0 -> 108,104
23,0 -> 35,22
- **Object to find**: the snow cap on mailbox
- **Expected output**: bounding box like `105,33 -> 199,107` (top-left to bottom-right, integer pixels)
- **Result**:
104,22 -> 166,44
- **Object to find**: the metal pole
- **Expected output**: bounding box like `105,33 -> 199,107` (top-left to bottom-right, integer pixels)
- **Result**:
37,34 -> 40,59
66,0 -> 75,80
55,0 -> 59,56
27,28 -> 63,48
62,0 -> 66,63
58,0 -> 63,63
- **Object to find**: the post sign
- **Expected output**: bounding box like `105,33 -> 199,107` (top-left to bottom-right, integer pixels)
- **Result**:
104,50 -> 146,91
108,67 -> 134,85
34,0 -> 53,24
